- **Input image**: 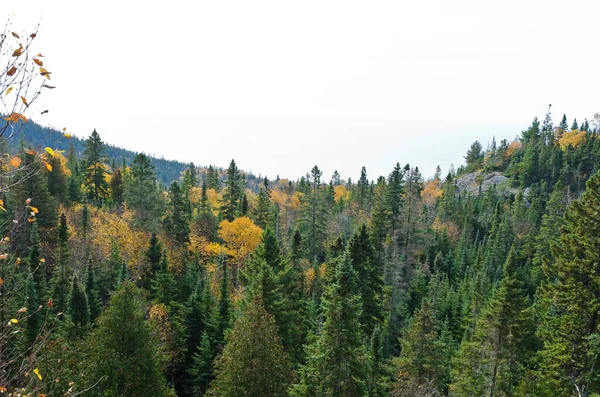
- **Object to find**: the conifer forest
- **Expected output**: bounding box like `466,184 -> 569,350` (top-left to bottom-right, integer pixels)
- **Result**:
2,15 -> 600,397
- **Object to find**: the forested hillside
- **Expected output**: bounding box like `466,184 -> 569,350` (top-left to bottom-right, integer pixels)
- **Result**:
1,107 -> 600,397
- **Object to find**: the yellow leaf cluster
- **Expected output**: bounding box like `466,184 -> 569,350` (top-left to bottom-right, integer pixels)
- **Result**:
218,217 -> 262,267
90,209 -> 147,267
558,129 -> 587,150
505,140 -> 522,158
334,185 -> 350,203
421,179 -> 443,206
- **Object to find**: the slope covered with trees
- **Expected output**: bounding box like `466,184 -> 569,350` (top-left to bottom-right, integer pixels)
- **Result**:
1,104 -> 600,397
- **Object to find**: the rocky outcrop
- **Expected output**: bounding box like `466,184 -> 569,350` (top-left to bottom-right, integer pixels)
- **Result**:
455,171 -> 518,197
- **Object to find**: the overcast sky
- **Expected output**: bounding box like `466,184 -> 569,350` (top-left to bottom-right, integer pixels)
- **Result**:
6,0 -> 600,181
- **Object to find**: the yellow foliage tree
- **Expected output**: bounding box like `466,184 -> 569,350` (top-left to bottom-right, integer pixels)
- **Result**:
421,179 -> 443,207
558,129 -> 587,150
218,216 -> 262,285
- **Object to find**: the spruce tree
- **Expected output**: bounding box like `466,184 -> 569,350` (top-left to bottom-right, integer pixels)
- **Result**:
207,296 -> 292,397
85,261 -> 100,323
28,222 -> 46,301
25,272 -> 42,349
213,255 -> 231,347
291,252 -> 368,397
51,213 -> 70,314
254,184 -> 272,229
83,129 -> 109,206
221,159 -> 241,221
69,275 -> 89,336
535,172 -> 600,395
164,181 -> 190,244
124,153 -> 161,230
186,331 -> 213,396
348,224 -> 384,335
85,281 -> 168,396
451,248 -> 531,396
367,325 -> 388,397
141,233 -> 162,291
109,167 -> 124,208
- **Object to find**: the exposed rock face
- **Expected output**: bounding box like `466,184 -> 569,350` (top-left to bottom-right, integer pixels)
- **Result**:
455,171 -> 518,196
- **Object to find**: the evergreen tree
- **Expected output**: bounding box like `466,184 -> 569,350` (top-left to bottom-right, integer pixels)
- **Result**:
291,252 -> 368,397
69,275 -> 89,336
535,172 -> 600,395
25,272 -> 42,349
254,182 -> 272,229
28,222 -> 46,301
386,163 -> 404,227
571,118 -> 579,130
85,261 -> 101,323
221,159 -> 241,221
164,181 -> 190,244
465,141 -> 484,170
367,325 -> 388,397
85,281 -> 168,396
213,255 -> 231,347
141,233 -> 162,291
109,167 -> 124,208
300,165 -> 329,264
187,331 -> 213,396
559,114 -> 569,132
348,224 -> 384,335
124,153 -> 162,231
451,248 -> 531,396
51,213 -> 71,314
83,129 -> 109,206
394,299 -> 444,389
207,296 -> 292,397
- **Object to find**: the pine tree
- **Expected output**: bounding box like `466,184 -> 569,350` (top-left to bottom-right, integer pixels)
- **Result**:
386,163 -> 404,228
83,129 -> 109,206
559,114 -> 569,133
85,281 -> 168,396
221,159 -> 241,221
571,118 -> 579,130
291,252 -> 368,397
69,275 -> 89,336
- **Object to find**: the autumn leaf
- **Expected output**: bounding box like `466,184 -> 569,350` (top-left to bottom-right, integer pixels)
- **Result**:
25,198 -> 32,205
12,44 -> 23,57
11,32 -> 19,38
16,257 -> 20,264
27,218 -> 35,223
44,147 -> 55,157
33,368 -> 42,380
40,258 -> 45,263
30,206 -> 39,214
18,307 -> 27,313
26,149 -> 36,156
10,318 -> 18,324
33,58 -> 43,67
10,156 -> 21,168
7,65 -> 17,76
36,52 -> 44,57
5,86 -> 13,95
0,277 -> 3,286
39,68 -> 51,79
44,162 -> 52,172
42,84 -> 56,89
30,32 -> 37,39
64,133 -> 72,139
20,96 -> 29,107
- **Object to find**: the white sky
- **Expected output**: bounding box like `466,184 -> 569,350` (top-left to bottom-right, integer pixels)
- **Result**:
6,0 -> 600,181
